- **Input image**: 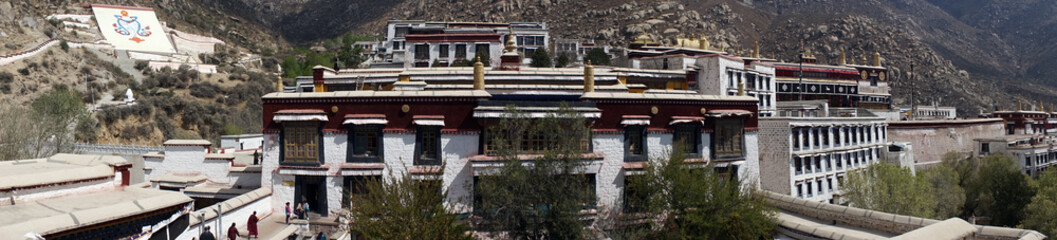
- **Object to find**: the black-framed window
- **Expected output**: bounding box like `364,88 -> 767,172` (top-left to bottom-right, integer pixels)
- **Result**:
623,175 -> 647,213
794,157 -> 803,175
455,44 -> 467,59
835,154 -> 843,169
821,127 -> 829,147
834,128 -> 842,146
415,126 -> 441,165
475,44 -> 490,56
342,175 -> 381,207
348,125 -> 383,163
981,143 -> 990,154
713,118 -> 744,159
414,44 -> 429,60
439,44 -> 449,58
625,125 -> 647,162
281,122 -> 322,165
673,124 -> 701,157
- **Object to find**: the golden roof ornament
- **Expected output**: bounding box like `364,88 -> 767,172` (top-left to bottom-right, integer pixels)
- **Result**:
839,49 -> 847,65
699,36 -> 710,50
737,81 -> 745,96
276,75 -> 284,92
584,60 -> 595,93
873,51 -> 881,66
505,29 -> 517,52
633,34 -> 656,45
752,41 -> 760,58
473,57 -> 485,90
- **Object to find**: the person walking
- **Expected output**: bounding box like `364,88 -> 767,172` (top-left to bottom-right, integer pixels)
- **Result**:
284,202 -> 291,224
247,211 -> 259,238
303,201 -> 311,220
199,226 -> 216,240
295,203 -> 304,220
227,222 -> 240,240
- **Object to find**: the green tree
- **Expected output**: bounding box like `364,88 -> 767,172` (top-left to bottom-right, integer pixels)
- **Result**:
1022,168 -> 1057,237
918,162 -> 966,219
337,34 -> 368,69
624,150 -> 777,239
1,85 -> 89,160
343,172 -> 472,240
473,104 -> 594,239
280,55 -> 302,78
555,53 -> 570,68
974,155 -> 1035,227
584,48 -> 611,66
472,51 -> 491,67
530,48 -> 552,67
841,163 -> 936,218
939,151 -> 985,218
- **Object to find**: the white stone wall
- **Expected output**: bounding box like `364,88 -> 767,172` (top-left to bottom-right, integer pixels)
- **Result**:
263,133 -> 285,215
758,119 -> 793,194
593,133 -> 624,214
889,121 -> 1005,167
439,134 -> 478,211
740,131 -> 761,186
145,145 -> 231,182
221,136 -> 263,150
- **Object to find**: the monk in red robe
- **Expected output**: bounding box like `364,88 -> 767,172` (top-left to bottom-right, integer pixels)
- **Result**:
227,222 -> 239,240
247,211 -> 259,238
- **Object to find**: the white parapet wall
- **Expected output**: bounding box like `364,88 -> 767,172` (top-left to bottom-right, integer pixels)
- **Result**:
175,188 -> 273,240
148,61 -> 218,73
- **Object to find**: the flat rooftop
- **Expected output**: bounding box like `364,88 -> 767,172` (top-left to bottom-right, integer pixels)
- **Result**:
777,211 -> 893,239
0,154 -> 129,191
0,187 -> 192,239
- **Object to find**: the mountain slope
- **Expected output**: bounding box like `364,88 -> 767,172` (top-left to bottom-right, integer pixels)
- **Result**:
206,0 -> 1057,115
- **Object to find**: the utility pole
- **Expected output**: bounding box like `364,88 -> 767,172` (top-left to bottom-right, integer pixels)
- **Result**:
798,42 -> 804,101
910,60 -> 916,120
215,204 -> 222,240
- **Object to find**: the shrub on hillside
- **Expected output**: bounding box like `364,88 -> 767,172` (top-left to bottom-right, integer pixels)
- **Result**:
134,60 -> 149,71
189,82 -> 222,98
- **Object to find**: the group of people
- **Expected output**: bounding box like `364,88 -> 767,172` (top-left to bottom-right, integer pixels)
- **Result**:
196,211 -> 259,240
284,201 -> 312,223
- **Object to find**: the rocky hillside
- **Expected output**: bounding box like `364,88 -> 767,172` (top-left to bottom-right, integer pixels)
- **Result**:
0,0 -> 284,145
208,0 -> 1057,116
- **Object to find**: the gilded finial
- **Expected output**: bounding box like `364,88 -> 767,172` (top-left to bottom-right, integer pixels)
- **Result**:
473,57 -> 485,90
839,49 -> 847,65
860,53 -> 867,65
276,75 -> 284,92
737,81 -> 745,96
698,35 -> 710,50
873,51 -> 881,66
752,41 -> 760,58
505,29 -> 517,52
584,60 -> 595,93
